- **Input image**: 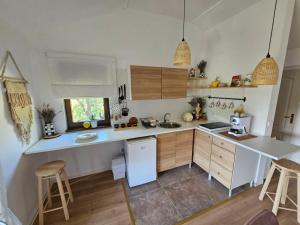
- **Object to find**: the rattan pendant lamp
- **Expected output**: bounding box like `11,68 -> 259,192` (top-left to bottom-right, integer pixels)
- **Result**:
174,0 -> 191,66
252,0 -> 279,85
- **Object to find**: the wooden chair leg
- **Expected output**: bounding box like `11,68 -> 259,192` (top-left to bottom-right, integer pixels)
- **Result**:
259,163 -> 276,201
281,172 -> 290,205
272,170 -> 287,215
297,173 -> 300,223
62,169 -> 74,202
38,177 -> 44,225
46,179 -> 53,208
56,173 -> 69,221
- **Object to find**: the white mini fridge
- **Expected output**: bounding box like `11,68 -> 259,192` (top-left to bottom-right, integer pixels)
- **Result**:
125,137 -> 157,187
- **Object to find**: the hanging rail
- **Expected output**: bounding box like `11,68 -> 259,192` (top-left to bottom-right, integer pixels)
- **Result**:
207,96 -> 246,102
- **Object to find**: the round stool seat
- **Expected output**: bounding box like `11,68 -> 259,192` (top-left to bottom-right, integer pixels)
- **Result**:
35,160 -> 65,177
273,159 -> 300,173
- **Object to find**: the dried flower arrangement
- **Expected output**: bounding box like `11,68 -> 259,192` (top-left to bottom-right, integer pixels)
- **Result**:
188,97 -> 206,109
36,104 -> 61,124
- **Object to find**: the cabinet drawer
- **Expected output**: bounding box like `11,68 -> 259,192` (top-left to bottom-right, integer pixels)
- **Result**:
193,152 -> 210,173
211,144 -> 235,171
210,161 -> 232,189
213,137 -> 236,153
195,129 -> 212,142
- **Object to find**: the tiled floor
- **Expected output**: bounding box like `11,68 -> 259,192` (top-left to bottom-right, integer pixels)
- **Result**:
125,164 -> 248,225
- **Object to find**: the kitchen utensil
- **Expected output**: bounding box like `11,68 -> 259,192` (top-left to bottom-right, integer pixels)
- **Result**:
121,84 -> 129,116
118,87 -> 122,104
209,100 -> 215,108
221,102 -> 227,109
120,86 -> 124,102
124,84 -> 126,99
122,106 -> 129,116
216,99 -> 221,108
228,101 -> 235,109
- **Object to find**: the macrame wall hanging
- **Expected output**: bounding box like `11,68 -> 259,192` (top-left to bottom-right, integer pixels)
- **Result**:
0,51 -> 33,144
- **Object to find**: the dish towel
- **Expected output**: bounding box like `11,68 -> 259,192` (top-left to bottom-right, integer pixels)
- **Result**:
0,164 -> 22,225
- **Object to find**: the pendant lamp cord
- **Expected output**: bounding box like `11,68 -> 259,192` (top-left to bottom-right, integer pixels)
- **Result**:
267,0 -> 278,57
182,0 -> 186,41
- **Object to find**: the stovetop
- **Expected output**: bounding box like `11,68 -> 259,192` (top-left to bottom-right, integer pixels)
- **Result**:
199,122 -> 232,130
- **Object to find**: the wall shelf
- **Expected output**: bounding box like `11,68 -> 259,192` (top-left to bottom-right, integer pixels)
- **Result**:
187,85 -> 257,89
187,77 -> 207,80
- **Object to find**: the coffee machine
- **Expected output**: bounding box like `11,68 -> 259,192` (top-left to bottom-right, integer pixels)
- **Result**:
228,115 -> 252,136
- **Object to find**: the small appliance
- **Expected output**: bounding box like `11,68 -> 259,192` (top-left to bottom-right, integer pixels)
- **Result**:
125,137 -> 157,187
228,115 -> 252,137
199,122 -> 232,132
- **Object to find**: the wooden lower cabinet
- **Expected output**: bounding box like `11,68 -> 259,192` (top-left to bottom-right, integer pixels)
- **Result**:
176,130 -> 194,167
193,129 -> 212,173
157,133 -> 176,172
157,130 -> 193,172
193,131 -> 258,196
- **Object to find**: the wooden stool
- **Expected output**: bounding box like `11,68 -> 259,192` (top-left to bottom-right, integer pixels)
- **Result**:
35,160 -> 74,225
259,159 -> 300,222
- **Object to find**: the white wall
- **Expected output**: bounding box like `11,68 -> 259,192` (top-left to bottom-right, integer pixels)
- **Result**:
197,0 -> 295,136
29,9 -> 203,180
285,48 -> 300,69
0,20 -> 46,225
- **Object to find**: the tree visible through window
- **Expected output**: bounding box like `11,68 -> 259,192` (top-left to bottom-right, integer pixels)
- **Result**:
70,98 -> 104,122
64,98 -> 110,130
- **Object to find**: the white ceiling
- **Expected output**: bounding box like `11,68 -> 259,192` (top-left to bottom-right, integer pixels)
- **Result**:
128,0 -> 221,22
0,0 -> 298,49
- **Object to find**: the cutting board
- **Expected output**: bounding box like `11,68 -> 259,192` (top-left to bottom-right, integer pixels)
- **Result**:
219,132 -> 257,141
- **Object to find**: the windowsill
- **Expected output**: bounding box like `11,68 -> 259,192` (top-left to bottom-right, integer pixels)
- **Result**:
65,125 -> 112,133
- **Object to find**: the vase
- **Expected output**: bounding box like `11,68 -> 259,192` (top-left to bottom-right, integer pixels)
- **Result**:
90,120 -> 98,128
44,123 -> 55,136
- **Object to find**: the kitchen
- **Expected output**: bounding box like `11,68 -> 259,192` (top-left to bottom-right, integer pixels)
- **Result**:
0,0 -> 300,225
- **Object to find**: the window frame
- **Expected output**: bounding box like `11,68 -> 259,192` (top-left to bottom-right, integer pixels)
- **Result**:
64,98 -> 111,131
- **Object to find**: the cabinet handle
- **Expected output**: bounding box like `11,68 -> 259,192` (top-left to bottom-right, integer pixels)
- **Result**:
219,155 -> 223,159
217,171 -> 220,175
220,142 -> 224,145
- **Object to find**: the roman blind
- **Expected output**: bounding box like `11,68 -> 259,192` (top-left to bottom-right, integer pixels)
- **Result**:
46,52 -> 117,97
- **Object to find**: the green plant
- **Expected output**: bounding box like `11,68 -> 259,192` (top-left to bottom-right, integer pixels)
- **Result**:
37,104 -> 60,124
90,114 -> 97,121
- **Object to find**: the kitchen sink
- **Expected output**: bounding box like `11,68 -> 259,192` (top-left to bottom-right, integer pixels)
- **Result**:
159,122 -> 181,129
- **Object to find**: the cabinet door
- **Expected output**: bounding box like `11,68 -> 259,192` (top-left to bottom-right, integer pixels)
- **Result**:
176,130 -> 194,167
157,133 -> 176,172
131,65 -> 162,100
161,68 -> 187,99
193,129 -> 212,173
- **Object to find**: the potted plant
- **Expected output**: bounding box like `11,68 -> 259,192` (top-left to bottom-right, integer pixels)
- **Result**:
90,114 -> 98,128
37,104 -> 60,137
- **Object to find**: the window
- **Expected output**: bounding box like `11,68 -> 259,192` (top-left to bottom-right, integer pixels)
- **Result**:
64,98 -> 110,130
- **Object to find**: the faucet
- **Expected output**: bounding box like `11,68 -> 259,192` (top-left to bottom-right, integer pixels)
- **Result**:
163,113 -> 171,123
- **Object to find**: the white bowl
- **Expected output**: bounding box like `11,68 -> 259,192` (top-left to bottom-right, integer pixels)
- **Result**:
76,132 -> 97,140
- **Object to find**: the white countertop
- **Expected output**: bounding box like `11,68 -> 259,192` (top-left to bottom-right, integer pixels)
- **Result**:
25,121 -> 200,154
25,121 -> 300,160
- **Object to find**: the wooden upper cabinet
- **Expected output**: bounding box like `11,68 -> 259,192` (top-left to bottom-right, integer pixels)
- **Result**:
161,68 -> 188,99
130,65 -> 162,100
